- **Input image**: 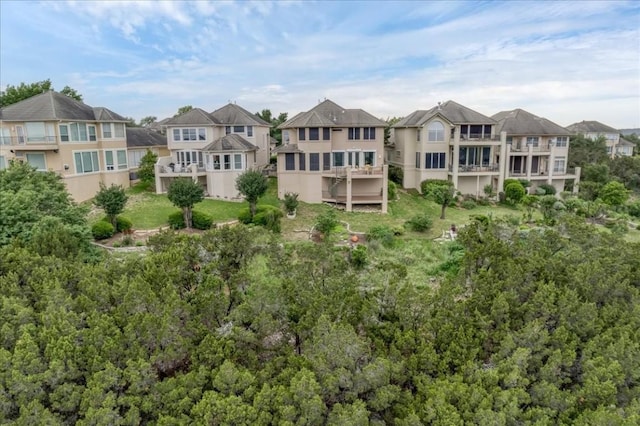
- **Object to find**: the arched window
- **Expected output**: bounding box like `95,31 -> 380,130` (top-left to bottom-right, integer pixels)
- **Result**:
427,121 -> 444,141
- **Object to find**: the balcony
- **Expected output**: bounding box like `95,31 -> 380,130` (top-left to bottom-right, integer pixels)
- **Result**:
460,134 -> 501,141
321,165 -> 385,178
2,135 -> 59,150
449,163 -> 500,173
510,143 -> 551,153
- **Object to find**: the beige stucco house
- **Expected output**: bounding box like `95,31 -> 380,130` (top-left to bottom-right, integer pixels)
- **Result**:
274,99 -> 388,213
0,91 -> 130,202
566,120 -> 633,157
155,103 -> 271,200
493,109 -> 580,194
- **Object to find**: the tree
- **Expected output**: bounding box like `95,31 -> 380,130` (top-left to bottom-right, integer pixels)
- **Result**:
94,183 -> 128,228
139,116 -> 157,128
421,179 -> 456,219
598,181 -> 629,207
235,170 -> 268,219
137,150 -> 158,189
0,79 -> 82,106
174,105 -> 193,117
256,109 -> 288,144
568,134 -> 609,168
384,116 -> 402,145
504,181 -> 526,204
167,178 -> 204,228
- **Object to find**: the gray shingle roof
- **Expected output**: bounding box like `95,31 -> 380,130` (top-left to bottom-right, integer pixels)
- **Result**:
210,103 -> 270,126
618,137 -> 635,147
201,134 -> 257,152
566,120 -> 619,134
163,108 -> 220,126
279,99 -> 387,129
492,109 -> 571,136
394,100 -> 495,127
0,91 -> 127,121
272,143 -> 302,153
126,127 -> 168,148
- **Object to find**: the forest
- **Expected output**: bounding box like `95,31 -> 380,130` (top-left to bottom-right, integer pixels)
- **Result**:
1,163 -> 639,425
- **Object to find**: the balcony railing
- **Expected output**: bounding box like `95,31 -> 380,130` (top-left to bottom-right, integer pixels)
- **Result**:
322,165 -> 384,178
510,143 -> 551,152
460,134 -> 500,141
449,163 -> 500,173
1,136 -> 59,146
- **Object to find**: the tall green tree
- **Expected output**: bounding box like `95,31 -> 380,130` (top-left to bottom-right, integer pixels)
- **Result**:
256,109 -> 288,144
174,105 -> 193,117
384,116 -> 402,144
93,183 -> 128,228
235,170 -> 268,219
0,79 -> 82,106
167,178 -> 204,228
139,116 -> 158,128
137,150 -> 158,189
568,134 -> 609,168
420,179 -> 455,219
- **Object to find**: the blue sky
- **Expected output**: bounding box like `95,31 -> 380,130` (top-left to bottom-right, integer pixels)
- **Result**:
1,0 -> 639,128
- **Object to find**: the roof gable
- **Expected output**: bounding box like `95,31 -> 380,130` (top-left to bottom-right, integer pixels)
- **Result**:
492,108 -> 571,136
1,91 -> 100,121
394,100 -> 495,127
566,120 -> 619,134
201,134 -> 257,152
163,108 -> 219,126
210,103 -> 270,126
280,99 -> 386,129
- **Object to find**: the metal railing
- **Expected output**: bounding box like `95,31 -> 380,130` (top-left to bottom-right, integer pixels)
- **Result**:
1,136 -> 59,145
449,163 -> 500,173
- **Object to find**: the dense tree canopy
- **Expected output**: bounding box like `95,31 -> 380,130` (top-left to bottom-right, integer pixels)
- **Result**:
0,79 -> 82,106
167,178 -> 205,228
236,169 -> 269,218
256,109 -> 288,144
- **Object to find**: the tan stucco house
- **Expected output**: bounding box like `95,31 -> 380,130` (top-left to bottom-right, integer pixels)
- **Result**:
566,120 -> 633,157
274,99 -> 388,213
0,91 -> 130,202
155,103 -> 271,200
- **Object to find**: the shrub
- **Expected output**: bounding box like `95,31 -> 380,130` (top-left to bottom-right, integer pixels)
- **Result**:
315,210 -> 338,236
503,179 -> 519,190
505,181 -> 526,204
462,199 -> 477,210
115,215 -> 133,232
483,183 -> 496,198
92,221 -> 114,240
388,164 -> 404,185
283,192 -> 299,214
192,210 -> 214,230
238,205 -> 282,232
388,181 -> 397,200
366,225 -> 395,248
168,211 -> 186,229
121,235 -> 134,246
405,213 -> 433,232
350,245 -> 368,269
538,183 -> 557,195
627,201 -> 640,218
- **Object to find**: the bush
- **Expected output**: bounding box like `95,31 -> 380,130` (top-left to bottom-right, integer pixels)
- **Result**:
366,225 -> 395,248
388,181 -> 397,200
192,210 -> 214,230
92,221 -> 115,240
462,199 -> 477,210
283,192 -> 299,214
537,183 -> 557,195
115,215 -> 133,232
405,213 -> 433,232
315,210 -> 338,236
505,181 -> 526,204
168,211 -> 186,229
388,164 -> 404,185
350,245 -> 368,269
503,179 -> 519,191
627,201 -> 640,218
238,205 -> 282,232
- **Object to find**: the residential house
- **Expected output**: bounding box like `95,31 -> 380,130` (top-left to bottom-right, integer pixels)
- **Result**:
155,103 -> 271,200
389,100 -> 504,196
493,109 -> 580,194
126,127 -> 169,178
566,120 -> 634,157
274,99 -> 388,213
0,91 -> 130,202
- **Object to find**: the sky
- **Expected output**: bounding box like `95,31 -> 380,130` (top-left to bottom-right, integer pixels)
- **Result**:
1,0 -> 639,129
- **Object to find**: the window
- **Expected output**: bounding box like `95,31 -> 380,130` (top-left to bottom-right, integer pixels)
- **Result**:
74,151 -> 100,173
527,137 -> 539,147
177,151 -> 204,168
225,126 -> 231,135
299,153 -> 306,170
364,151 -> 375,166
224,154 -> 231,170
105,149 -> 128,170
234,154 -> 243,170
285,153 -> 295,170
247,126 -> 253,137
182,129 -> 196,141
102,123 -> 112,138
323,128 -> 330,140
114,124 -> 125,138
332,151 -> 345,167
26,153 -> 47,171
128,148 -> 158,167
309,128 -> 319,141
606,146 -> 613,154
348,128 -> 360,140
506,136 -> 513,143
233,126 -> 244,133
428,121 -> 444,141
198,129 -> 206,140
416,129 -> 421,142
347,151 -> 360,167
425,152 -> 446,169
363,127 -> 376,140
283,130 -> 290,143
89,126 -> 97,141
415,152 -> 421,168
556,137 -> 568,147
323,152 -> 331,170
213,155 -> 221,170
298,128 -> 305,141
310,153 -> 320,171
173,128 -> 206,141
25,122 -> 46,142
0,128 -> 10,145
553,157 -> 566,173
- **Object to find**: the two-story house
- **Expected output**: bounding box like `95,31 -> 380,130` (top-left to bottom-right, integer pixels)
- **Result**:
274,99 -> 388,213
154,103 -> 271,200
566,120 -> 634,158
390,100 -> 504,196
0,91 -> 130,202
493,109 -> 580,194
